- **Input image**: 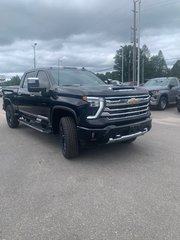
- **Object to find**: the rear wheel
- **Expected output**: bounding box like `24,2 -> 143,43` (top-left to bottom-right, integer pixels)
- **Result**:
177,103 -> 180,113
158,96 -> 168,110
6,105 -> 19,128
59,117 -> 79,159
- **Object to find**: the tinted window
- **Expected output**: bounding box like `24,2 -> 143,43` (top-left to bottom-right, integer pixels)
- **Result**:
37,71 -> 50,88
23,71 -> 36,89
49,69 -> 105,86
144,78 -> 169,87
170,78 -> 178,87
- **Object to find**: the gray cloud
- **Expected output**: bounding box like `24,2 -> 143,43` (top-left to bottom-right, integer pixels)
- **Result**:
0,0 -> 132,43
0,0 -> 180,74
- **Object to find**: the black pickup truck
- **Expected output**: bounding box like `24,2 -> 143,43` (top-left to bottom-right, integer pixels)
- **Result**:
2,67 -> 152,158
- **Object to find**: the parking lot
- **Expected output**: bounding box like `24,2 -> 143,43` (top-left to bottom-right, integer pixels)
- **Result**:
0,97 -> 180,240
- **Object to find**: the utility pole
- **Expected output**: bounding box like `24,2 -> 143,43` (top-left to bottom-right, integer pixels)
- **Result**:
137,0 -> 141,86
142,55 -> 144,84
32,43 -> 37,69
58,58 -> 64,85
121,46 -> 124,83
128,50 -> 131,81
132,0 -> 140,84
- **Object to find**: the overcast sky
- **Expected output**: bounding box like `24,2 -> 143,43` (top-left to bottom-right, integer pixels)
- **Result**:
0,0 -> 180,76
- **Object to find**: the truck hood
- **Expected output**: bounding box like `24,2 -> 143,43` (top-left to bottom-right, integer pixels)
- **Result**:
55,84 -> 149,97
142,86 -> 168,91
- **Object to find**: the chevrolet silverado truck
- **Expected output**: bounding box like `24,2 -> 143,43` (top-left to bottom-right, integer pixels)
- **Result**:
143,77 -> 180,110
2,67 -> 152,158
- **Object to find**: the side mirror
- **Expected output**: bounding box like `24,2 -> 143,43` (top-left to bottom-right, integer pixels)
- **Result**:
27,78 -> 40,92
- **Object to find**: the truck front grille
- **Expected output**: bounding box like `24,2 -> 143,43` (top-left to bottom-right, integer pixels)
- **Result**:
101,94 -> 150,121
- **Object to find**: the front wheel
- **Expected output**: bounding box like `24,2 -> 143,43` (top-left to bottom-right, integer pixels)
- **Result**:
59,117 -> 79,159
158,96 -> 168,110
6,105 -> 19,128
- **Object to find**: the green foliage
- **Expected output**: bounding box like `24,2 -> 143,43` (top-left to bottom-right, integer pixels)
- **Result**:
171,60 -> 180,78
113,45 -> 170,83
147,51 -> 168,78
97,45 -> 180,83
114,45 -> 133,82
0,75 -> 21,86
96,71 -> 121,82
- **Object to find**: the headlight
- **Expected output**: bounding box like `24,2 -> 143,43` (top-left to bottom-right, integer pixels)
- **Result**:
150,90 -> 159,96
82,96 -> 104,119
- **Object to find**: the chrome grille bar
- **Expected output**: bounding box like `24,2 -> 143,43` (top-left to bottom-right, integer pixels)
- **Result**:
104,103 -> 149,112
101,108 -> 149,117
102,94 -> 150,121
106,112 -> 149,121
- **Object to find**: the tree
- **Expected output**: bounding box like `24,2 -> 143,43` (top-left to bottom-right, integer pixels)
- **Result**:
171,60 -> 180,78
96,73 -> 107,81
96,71 -> 121,83
141,45 -> 151,82
114,45 -> 133,82
0,75 -> 21,86
10,75 -> 21,85
114,44 -> 151,83
102,45 -> 170,84
146,51 -> 169,78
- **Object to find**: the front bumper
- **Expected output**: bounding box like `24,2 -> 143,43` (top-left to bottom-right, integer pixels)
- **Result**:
176,95 -> 180,103
77,117 -> 152,143
150,96 -> 159,106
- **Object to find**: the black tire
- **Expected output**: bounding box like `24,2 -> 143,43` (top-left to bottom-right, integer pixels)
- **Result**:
123,137 -> 136,144
177,103 -> 180,113
6,104 -> 19,128
158,96 -> 168,110
59,117 -> 79,159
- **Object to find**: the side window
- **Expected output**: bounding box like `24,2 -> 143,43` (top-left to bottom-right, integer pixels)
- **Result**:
170,78 -> 178,87
37,71 -> 50,88
23,71 -> 36,89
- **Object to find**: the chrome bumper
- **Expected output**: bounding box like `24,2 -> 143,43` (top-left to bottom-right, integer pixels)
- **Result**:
107,128 -> 148,144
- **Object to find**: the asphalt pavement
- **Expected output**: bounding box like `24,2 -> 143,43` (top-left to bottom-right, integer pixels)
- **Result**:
0,97 -> 180,240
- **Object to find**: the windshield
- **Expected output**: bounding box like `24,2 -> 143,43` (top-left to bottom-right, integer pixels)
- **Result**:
49,69 -> 105,86
144,78 -> 169,87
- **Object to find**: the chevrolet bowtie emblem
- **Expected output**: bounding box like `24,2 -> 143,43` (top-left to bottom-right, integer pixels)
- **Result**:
128,97 -> 138,105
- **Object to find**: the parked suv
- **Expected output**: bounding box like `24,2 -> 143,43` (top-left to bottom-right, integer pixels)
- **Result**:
143,77 -> 180,110
176,90 -> 180,112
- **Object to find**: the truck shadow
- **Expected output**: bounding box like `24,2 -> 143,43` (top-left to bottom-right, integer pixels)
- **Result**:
17,124 -> 149,165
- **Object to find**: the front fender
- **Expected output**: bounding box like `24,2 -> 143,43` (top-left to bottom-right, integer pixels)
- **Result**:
51,106 -> 78,124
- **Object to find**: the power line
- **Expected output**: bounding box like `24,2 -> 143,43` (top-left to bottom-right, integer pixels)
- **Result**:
143,0 -> 179,9
142,2 -> 179,13
165,57 -> 180,61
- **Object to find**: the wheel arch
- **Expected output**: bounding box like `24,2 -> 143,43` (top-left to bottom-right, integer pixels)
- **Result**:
158,93 -> 169,110
51,106 -> 78,134
160,93 -> 168,103
3,98 -> 13,110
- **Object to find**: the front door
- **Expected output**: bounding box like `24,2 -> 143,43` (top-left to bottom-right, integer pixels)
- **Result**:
169,78 -> 179,103
18,70 -> 51,121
